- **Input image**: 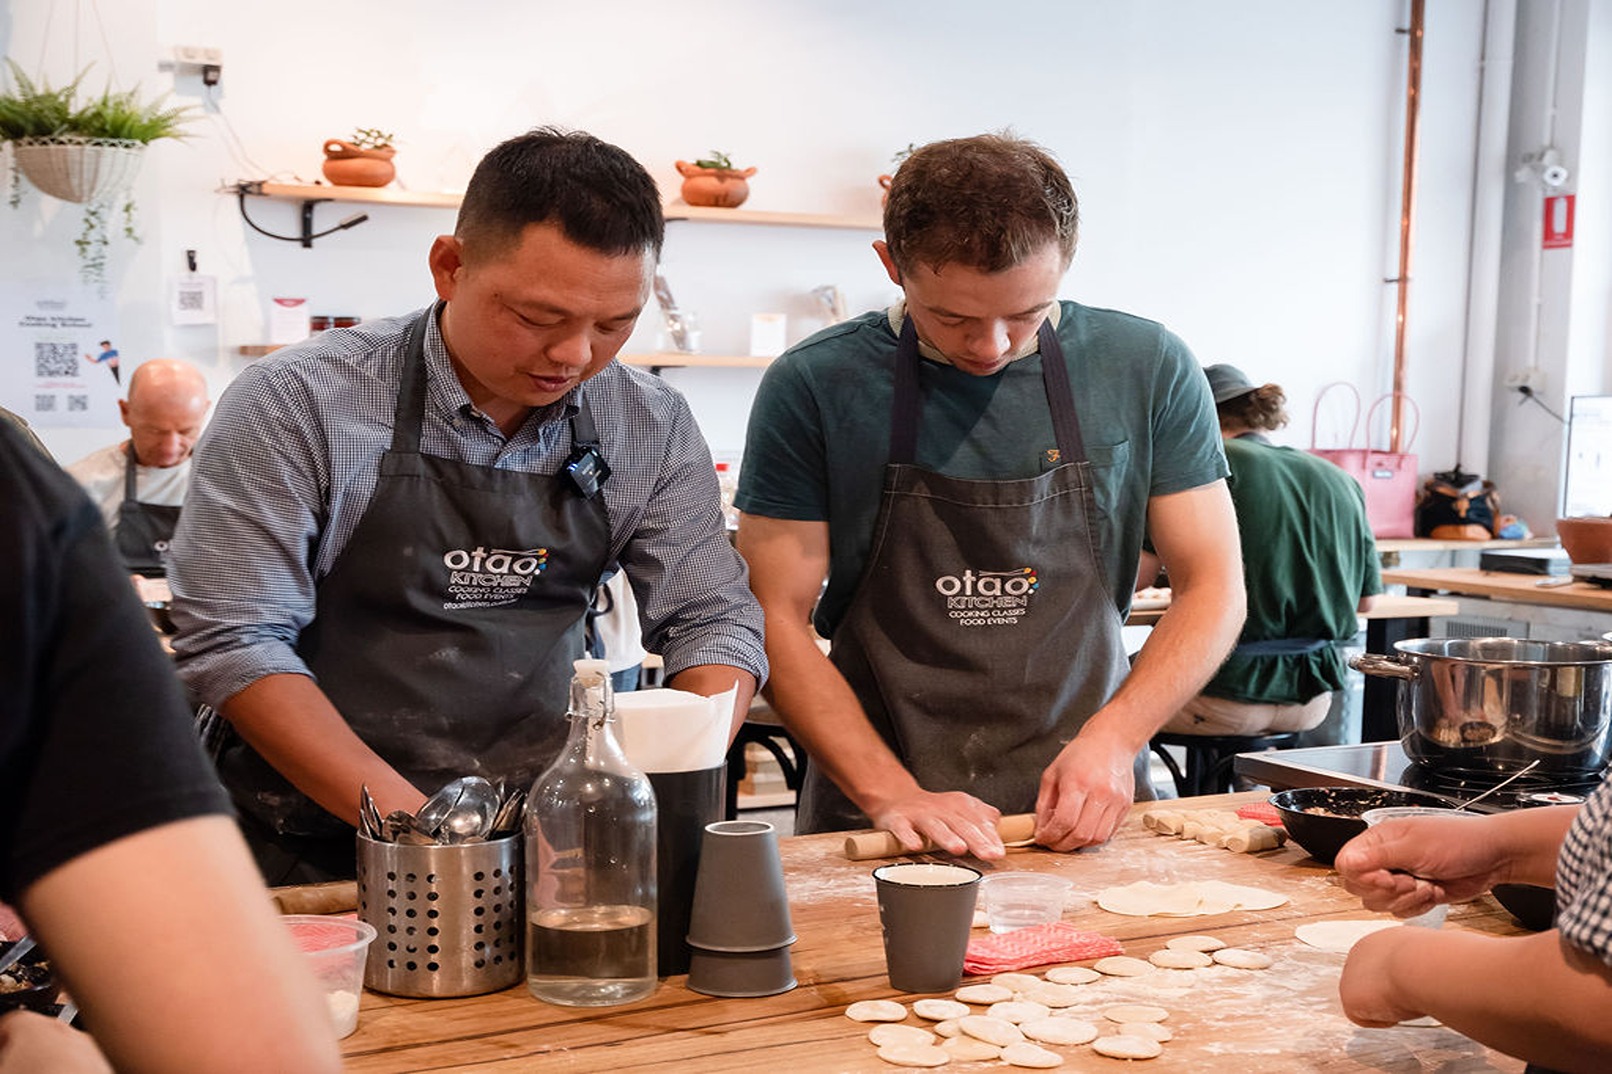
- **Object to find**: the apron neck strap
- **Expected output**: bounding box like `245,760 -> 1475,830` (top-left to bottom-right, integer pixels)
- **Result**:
887,315 -> 1087,465
124,441 -> 138,499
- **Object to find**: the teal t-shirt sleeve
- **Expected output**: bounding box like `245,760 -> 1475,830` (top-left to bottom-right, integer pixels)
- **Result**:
1146,329 -> 1229,496
736,355 -> 830,521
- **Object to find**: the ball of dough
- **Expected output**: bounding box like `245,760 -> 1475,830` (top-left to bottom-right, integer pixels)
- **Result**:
1092,955 -> 1154,977
1164,934 -> 1227,952
1212,947 -> 1274,969
955,983 -> 1016,1004
1042,965 -> 1102,985
1092,1035 -> 1165,1060
1149,948 -> 1212,969
870,1024 -> 938,1048
1116,1021 -> 1174,1042
1000,1041 -> 1065,1068
913,998 -> 971,1022
986,1000 -> 1051,1024
958,1014 -> 1025,1047
875,1043 -> 951,1068
942,1035 -> 1002,1061
846,999 -> 910,1022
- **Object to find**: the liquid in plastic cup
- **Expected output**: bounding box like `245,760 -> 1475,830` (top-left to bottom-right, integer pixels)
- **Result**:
1360,806 -> 1483,928
978,872 -> 1073,933
282,915 -> 376,1038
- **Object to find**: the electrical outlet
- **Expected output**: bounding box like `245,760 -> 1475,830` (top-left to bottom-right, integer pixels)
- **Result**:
1503,368 -> 1546,392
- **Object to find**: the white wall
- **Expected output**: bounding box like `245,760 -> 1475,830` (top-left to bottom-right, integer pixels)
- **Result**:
2,0 -> 1596,534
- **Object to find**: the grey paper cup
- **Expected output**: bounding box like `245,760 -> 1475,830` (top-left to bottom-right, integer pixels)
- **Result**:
873,862 -> 981,993
686,941 -> 797,998
685,820 -> 794,952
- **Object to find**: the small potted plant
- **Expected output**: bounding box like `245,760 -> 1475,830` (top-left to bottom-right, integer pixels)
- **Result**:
0,60 -> 192,282
322,127 -> 396,187
674,150 -> 756,209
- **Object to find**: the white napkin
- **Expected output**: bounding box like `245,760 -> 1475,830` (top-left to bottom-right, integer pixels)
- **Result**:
615,686 -> 736,774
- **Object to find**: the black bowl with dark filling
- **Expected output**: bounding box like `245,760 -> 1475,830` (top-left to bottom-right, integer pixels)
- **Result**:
0,942 -> 57,1015
1269,786 -> 1458,865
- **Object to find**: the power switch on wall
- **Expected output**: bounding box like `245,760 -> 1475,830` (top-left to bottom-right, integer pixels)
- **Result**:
1503,368 -> 1545,393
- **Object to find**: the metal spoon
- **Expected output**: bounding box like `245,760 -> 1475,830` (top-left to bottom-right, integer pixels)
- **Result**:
1453,759 -> 1543,812
358,785 -> 385,840
439,777 -> 500,844
490,788 -> 526,837
413,779 -> 468,839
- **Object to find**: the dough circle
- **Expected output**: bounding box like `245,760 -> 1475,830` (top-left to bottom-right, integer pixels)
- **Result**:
1165,934 -> 1227,952
1092,955 -> 1154,977
1149,948 -> 1212,969
846,999 -> 910,1023
1116,1021 -> 1174,1042
1212,947 -> 1274,969
932,1019 -> 962,1038
1097,879 -> 1287,917
1020,1017 -> 1099,1045
1000,1041 -> 1065,1068
1103,1004 -> 1169,1024
870,1024 -> 938,1048
956,983 -> 1016,1004
1092,1034 -> 1165,1060
991,972 -> 1043,991
913,998 -> 972,1022
1021,983 -> 1083,1008
958,1014 -> 1025,1047
876,1043 -> 951,1068
1043,965 -> 1103,985
943,1035 -> 1002,1061
987,1000 -> 1051,1024
1294,919 -> 1400,953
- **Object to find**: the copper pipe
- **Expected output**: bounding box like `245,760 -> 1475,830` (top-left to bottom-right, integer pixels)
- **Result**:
1390,0 -> 1425,453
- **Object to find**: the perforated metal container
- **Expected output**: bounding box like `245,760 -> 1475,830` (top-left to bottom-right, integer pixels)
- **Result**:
356,832 -> 522,997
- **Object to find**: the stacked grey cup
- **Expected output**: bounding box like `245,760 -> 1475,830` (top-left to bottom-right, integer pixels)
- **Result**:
684,820 -> 796,996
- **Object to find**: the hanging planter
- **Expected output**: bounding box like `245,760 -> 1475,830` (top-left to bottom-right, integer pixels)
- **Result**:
11,134 -> 145,203
0,61 -> 191,283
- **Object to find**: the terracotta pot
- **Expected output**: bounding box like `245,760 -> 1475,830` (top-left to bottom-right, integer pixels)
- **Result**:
675,161 -> 757,208
322,140 -> 396,187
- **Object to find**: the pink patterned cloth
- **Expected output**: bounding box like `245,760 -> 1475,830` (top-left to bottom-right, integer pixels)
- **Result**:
1237,802 -> 1284,828
963,921 -> 1123,974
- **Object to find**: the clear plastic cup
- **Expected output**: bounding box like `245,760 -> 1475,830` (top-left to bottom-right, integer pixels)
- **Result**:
283,915 -> 376,1038
978,872 -> 1073,934
1360,807 -> 1483,928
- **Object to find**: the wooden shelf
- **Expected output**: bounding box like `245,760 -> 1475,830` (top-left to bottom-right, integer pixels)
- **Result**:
231,181 -> 461,209
238,344 -> 284,357
663,203 -> 881,230
229,181 -> 880,230
620,353 -> 774,370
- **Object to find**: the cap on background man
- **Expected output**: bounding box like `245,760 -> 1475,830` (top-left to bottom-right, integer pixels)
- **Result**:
67,358 -> 211,576
1204,363 -> 1258,405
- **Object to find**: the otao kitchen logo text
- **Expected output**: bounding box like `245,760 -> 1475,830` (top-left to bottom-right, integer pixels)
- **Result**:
442,546 -> 548,610
934,566 -> 1039,627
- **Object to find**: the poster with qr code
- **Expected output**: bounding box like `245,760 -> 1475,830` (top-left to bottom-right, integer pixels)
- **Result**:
0,283 -> 119,427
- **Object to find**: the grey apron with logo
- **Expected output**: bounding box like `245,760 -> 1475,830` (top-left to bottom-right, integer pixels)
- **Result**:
218,310 -> 611,842
116,446 -> 181,577
797,317 -> 1148,833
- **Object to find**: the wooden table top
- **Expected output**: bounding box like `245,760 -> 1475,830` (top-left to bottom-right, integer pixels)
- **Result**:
1384,566 -> 1612,614
341,793 -> 1527,1072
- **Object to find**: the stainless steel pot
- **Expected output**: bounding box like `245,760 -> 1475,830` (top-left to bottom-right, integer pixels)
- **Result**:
1351,637 -> 1612,778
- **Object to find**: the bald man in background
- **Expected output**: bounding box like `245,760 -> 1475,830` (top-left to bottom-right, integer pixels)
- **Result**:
68,358 -> 211,577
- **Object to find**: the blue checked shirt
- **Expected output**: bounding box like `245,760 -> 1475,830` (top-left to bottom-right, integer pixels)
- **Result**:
1558,778 -> 1612,966
168,307 -> 766,707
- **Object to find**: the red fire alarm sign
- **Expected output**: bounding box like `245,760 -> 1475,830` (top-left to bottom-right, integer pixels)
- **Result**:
1543,194 -> 1575,249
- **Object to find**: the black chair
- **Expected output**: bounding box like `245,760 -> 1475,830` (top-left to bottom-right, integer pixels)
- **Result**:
1148,731 -> 1300,798
723,700 -> 807,820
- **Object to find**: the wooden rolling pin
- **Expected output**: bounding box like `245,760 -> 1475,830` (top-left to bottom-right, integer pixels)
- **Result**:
842,814 -> 1036,861
270,880 -> 359,916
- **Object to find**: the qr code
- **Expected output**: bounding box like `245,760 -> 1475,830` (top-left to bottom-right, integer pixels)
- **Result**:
34,394 -> 56,413
34,341 -> 79,377
176,286 -> 206,312
66,394 -> 88,412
